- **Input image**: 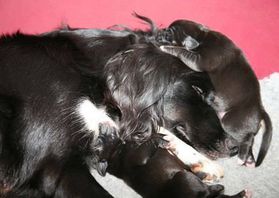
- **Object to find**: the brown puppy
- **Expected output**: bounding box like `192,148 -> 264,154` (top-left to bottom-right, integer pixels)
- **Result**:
159,20 -> 272,167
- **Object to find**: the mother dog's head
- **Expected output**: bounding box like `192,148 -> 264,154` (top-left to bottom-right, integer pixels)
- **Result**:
104,44 -> 238,159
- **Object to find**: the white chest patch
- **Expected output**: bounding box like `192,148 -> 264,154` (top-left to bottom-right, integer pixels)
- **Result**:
76,98 -> 118,138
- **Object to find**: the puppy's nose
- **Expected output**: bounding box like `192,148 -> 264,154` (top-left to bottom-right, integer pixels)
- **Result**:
225,138 -> 239,156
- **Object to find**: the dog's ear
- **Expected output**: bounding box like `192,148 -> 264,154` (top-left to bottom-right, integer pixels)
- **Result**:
183,36 -> 199,50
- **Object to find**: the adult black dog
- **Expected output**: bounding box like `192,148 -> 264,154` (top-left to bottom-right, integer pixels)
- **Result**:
0,27 -> 240,197
0,31 -> 133,197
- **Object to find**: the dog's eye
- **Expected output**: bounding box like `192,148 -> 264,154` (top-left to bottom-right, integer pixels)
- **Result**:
192,85 -> 204,96
175,124 -> 191,144
176,125 -> 186,133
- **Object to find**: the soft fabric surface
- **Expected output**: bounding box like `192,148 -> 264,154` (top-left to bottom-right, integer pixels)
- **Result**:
91,73 -> 279,198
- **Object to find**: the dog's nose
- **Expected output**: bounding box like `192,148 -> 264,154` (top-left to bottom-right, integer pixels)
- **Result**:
225,138 -> 239,156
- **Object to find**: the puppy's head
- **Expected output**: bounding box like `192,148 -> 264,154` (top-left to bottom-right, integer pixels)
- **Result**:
163,72 -> 239,159
158,20 -> 238,71
164,20 -> 208,49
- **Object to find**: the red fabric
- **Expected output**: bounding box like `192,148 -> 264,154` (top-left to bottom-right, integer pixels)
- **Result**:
0,0 -> 278,78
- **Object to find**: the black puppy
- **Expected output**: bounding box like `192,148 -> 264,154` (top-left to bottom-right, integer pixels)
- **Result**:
0,32 -> 127,197
108,135 -> 249,198
158,20 -> 272,167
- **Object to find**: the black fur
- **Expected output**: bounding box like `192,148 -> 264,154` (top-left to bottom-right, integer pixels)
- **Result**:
108,135 -> 246,198
0,32 -> 119,197
105,44 -> 238,158
158,19 -> 272,166
0,24 -> 245,197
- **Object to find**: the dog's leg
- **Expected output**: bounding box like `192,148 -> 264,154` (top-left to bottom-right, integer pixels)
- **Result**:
76,98 -> 119,175
54,158 -> 113,198
158,127 -> 224,183
160,46 -> 203,72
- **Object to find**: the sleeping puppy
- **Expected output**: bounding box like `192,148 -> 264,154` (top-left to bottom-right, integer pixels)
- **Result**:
158,20 -> 272,167
0,32 -> 126,197
108,130 -> 249,198
104,43 -> 239,179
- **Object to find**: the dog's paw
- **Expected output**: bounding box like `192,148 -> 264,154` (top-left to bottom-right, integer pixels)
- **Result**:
159,127 -> 224,183
190,161 -> 224,183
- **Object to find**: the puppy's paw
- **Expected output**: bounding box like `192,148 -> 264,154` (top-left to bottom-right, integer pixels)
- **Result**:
232,189 -> 252,198
237,152 -> 256,168
243,189 -> 252,198
237,159 -> 256,168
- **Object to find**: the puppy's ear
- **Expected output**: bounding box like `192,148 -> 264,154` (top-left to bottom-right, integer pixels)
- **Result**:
183,36 -> 199,50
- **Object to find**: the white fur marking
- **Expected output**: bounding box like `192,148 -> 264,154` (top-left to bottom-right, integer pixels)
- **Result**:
77,99 -> 117,138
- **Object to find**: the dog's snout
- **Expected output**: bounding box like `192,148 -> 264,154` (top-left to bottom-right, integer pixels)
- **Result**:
225,138 -> 239,156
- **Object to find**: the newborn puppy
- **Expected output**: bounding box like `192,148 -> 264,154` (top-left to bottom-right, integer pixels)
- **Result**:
159,20 -> 272,167
108,133 -> 250,198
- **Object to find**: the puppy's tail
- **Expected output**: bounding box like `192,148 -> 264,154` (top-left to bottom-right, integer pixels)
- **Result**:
132,12 -> 158,34
256,109 -> 272,167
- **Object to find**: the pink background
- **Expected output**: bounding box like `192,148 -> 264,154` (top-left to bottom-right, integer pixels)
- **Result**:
0,0 -> 278,79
